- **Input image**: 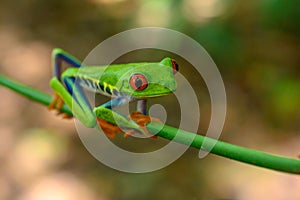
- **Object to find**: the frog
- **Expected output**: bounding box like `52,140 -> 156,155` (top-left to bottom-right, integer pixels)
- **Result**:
48,48 -> 178,138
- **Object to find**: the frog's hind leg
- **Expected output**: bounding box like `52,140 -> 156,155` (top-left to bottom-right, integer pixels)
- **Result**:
52,48 -> 81,79
48,93 -> 72,119
96,118 -> 122,138
49,76 -> 96,128
49,48 -> 97,127
49,48 -> 83,117
94,96 -> 137,138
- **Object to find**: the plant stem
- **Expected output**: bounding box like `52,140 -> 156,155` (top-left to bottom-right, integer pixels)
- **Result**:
1,74 -> 300,174
147,123 -> 300,174
0,75 -> 72,116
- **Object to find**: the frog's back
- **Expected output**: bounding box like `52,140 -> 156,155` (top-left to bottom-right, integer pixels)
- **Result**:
62,62 -> 147,79
61,62 -> 150,96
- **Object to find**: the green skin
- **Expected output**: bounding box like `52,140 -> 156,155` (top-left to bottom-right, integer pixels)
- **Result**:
50,48 -> 178,134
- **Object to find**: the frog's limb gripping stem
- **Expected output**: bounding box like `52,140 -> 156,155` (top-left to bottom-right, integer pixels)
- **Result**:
129,111 -> 162,138
48,93 -> 72,119
96,117 -> 141,138
96,117 -> 122,138
129,111 -> 162,126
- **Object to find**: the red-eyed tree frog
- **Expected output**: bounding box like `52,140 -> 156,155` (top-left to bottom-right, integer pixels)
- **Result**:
49,48 -> 179,138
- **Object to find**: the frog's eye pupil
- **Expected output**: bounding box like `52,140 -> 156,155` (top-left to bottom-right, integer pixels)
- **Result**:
130,74 -> 148,91
171,59 -> 179,75
135,78 -> 143,88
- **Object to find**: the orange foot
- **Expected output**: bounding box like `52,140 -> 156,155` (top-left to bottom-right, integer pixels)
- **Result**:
96,118 -> 123,138
123,130 -> 139,138
128,112 -> 162,138
97,118 -> 142,138
48,93 -> 72,119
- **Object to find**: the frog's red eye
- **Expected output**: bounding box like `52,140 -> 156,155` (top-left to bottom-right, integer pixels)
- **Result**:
130,73 -> 148,91
171,59 -> 179,75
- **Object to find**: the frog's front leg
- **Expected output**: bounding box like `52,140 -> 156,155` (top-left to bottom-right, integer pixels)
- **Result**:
130,99 -> 162,133
128,107 -> 161,139
137,99 -> 148,115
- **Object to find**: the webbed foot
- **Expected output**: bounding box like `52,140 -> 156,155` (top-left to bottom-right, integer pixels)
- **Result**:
48,93 -> 72,119
96,117 -> 122,138
96,111 -> 162,139
128,112 -> 162,138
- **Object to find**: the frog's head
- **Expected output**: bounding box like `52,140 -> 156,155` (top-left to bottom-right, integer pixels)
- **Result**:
119,57 -> 178,98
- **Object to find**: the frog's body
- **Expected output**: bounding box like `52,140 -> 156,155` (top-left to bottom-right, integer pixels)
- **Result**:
49,48 -> 178,138
62,62 -> 177,98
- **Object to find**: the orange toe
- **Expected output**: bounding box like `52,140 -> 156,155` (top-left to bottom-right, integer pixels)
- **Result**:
129,112 -> 161,138
124,130 -> 136,138
97,118 -> 122,138
129,112 -> 162,126
48,93 -> 59,111
49,93 -> 72,119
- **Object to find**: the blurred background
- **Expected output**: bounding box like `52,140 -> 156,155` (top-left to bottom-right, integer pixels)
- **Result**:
0,0 -> 300,199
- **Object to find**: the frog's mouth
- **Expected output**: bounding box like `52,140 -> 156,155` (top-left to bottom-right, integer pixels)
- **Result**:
131,85 -> 177,98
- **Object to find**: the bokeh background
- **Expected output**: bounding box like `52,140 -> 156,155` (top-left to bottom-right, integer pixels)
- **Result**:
0,0 -> 300,199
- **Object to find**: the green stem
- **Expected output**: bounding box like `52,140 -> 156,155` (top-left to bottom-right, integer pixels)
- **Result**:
0,75 -> 72,116
147,123 -> 300,174
1,74 -> 299,174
